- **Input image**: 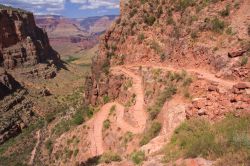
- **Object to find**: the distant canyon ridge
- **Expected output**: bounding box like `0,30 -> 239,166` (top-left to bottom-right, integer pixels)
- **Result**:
35,15 -> 117,57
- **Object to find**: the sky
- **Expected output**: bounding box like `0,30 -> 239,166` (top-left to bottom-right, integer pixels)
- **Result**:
0,0 -> 120,18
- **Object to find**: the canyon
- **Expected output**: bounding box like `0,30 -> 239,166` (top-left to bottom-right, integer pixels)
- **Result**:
0,0 -> 250,166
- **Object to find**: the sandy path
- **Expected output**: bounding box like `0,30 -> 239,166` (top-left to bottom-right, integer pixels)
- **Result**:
89,61 -> 249,157
90,67 -> 147,156
125,64 -> 250,88
29,130 -> 41,165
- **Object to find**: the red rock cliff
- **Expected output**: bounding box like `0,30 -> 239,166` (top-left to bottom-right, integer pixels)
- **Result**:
0,7 -> 60,69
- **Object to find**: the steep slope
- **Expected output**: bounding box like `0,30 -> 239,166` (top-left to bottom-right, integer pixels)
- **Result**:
82,0 -> 250,165
0,5 -> 61,145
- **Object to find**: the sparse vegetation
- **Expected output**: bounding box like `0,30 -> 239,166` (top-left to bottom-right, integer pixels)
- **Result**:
148,84 -> 177,119
103,95 -> 110,104
144,15 -> 156,26
122,132 -> 133,146
140,121 -> 162,146
138,33 -> 145,43
45,139 -> 53,154
210,17 -> 225,33
163,115 -> 250,164
103,119 -> 111,130
65,56 -> 80,63
100,151 -> 122,163
240,56 -> 248,66
72,110 -> 84,125
109,105 -> 116,115
131,150 -> 145,165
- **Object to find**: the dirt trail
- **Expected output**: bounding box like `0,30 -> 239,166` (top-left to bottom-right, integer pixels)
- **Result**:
89,62 -> 249,157
90,67 -> 147,156
29,130 -> 41,165
125,64 -> 250,88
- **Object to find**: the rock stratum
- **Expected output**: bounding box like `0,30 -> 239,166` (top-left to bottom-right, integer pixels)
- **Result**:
0,5 -> 60,144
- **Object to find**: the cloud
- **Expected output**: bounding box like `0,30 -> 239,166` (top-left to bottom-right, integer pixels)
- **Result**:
0,0 -> 120,16
0,0 -> 65,13
70,0 -> 119,10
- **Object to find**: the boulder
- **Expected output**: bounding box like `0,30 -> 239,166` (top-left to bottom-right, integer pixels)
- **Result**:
228,49 -> 247,58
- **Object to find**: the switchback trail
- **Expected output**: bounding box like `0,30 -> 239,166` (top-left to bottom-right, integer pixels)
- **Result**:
90,67 -> 147,156
89,63 -> 249,157
125,63 -> 250,88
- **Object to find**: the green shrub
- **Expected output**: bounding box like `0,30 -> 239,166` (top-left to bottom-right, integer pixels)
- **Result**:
103,95 -> 110,104
122,132 -> 133,146
144,15 -> 156,26
140,0 -> 148,5
138,33 -> 145,43
65,56 -> 79,63
72,110 -> 84,125
131,150 -> 145,165
160,53 -> 166,62
164,115 -> 250,163
103,119 -> 111,129
210,17 -> 225,33
45,139 -> 53,154
74,149 -> 79,157
109,105 -> 116,115
176,0 -> 195,11
100,151 -> 122,163
225,27 -> 234,35
148,84 -> 177,119
140,121 -> 162,146
240,56 -> 248,66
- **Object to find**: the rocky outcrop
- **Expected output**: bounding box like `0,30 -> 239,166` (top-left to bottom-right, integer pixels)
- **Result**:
0,7 -> 60,70
85,0 -> 250,105
0,5 -> 61,144
0,70 -> 21,99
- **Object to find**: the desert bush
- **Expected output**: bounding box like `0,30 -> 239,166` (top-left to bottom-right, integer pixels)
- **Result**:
122,132 -> 133,146
72,110 -> 84,125
176,0 -> 195,11
140,121 -> 162,146
100,151 -> 122,163
138,33 -> 145,43
210,17 -> 225,33
103,95 -> 110,104
45,139 -> 53,154
144,15 -> 156,26
148,84 -> 177,119
103,119 -> 111,129
131,150 -> 145,165
164,115 -> 250,163
240,56 -> 248,66
109,105 -> 116,115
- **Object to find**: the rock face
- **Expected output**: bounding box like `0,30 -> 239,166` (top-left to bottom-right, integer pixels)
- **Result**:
0,6 -> 60,144
85,0 -> 250,105
0,7 -> 59,69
